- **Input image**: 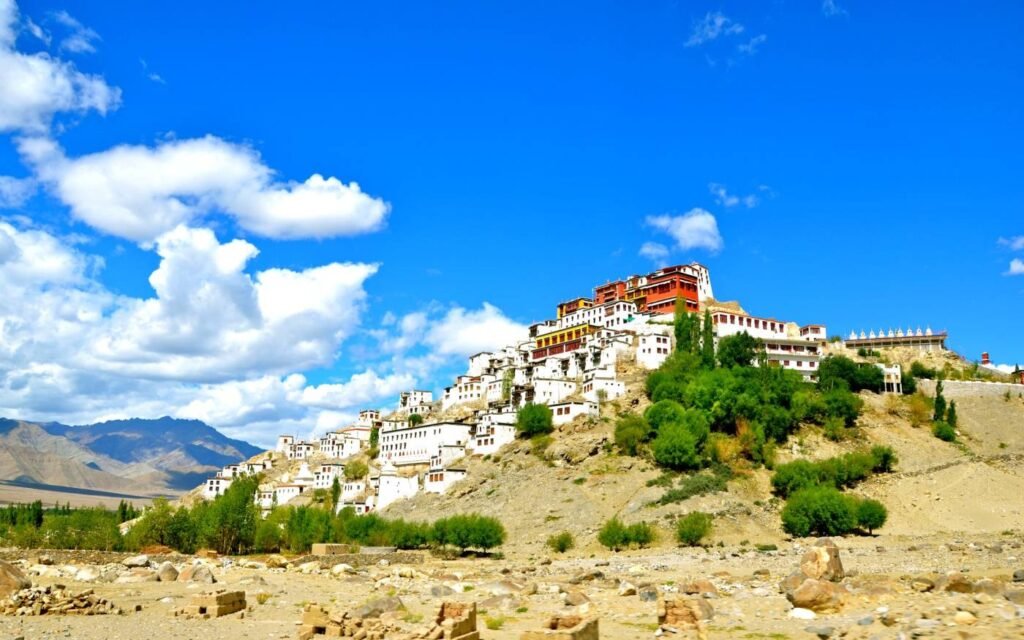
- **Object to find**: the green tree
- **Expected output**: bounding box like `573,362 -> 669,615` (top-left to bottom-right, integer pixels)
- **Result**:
547,531 -> 574,553
933,380 -> 947,422
516,403 -> 553,437
651,422 -> 701,470
945,400 -> 958,429
597,517 -> 627,551
409,413 -> 425,426
674,305 -> 695,354
716,332 -> 762,369
856,499 -> 887,534
932,421 -> 956,442
700,309 -> 715,369
644,400 -> 686,435
330,476 -> 342,511
780,486 -> 858,537
203,475 -> 260,555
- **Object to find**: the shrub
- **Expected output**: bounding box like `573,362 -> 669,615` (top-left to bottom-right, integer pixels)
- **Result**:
716,332 -> 763,368
907,393 -> 932,427
910,361 -> 937,379
822,416 -> 848,441
781,486 -> 858,537
901,372 -> 917,395
932,421 -> 956,442
614,413 -> 650,455
547,531 -> 575,553
650,466 -> 731,506
651,422 -> 700,470
409,413 -> 424,426
345,460 -> 369,481
432,514 -> 506,552
675,512 -> 712,546
644,400 -> 687,435
856,499 -> 887,534
869,446 -> 897,473
624,521 -> 655,547
516,403 -> 554,437
771,460 -> 819,497
597,517 -> 627,551
822,389 -> 863,427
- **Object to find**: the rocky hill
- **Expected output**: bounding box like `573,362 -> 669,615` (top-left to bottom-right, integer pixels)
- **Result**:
0,417 -> 260,502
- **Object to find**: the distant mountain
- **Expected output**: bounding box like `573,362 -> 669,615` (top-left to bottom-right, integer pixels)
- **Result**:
0,416 -> 262,499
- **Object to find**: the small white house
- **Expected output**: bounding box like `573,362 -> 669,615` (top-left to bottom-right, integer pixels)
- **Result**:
202,475 -> 232,500
424,467 -> 467,494
276,435 -> 294,453
375,462 -> 419,509
549,400 -> 599,425
582,372 -> 625,402
314,463 -> 345,490
637,333 -> 673,369
274,484 -> 303,506
378,421 -> 471,467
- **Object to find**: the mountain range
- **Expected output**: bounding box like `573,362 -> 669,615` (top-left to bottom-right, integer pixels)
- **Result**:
0,416 -> 261,500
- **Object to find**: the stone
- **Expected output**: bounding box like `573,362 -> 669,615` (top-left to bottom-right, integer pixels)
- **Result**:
1014,569 -> 1024,582
35,555 -> 54,566
297,561 -> 321,574
1005,590 -> 1024,605
353,596 -> 404,619
680,579 -> 718,596
431,585 -> 456,597
569,570 -> 603,585
177,564 -> 216,584
331,563 -> 356,576
656,595 -> 713,628
521,615 -> 598,640
638,586 -> 659,602
805,625 -> 835,638
0,561 -> 30,598
74,566 -> 100,582
121,554 -> 149,568
954,611 -> 977,625
910,576 -> 935,592
175,590 -> 246,619
115,567 -> 158,583
786,578 -> 848,613
799,539 -> 844,582
788,608 -> 817,620
266,554 -> 288,568
483,580 -> 522,596
563,590 -> 590,606
618,581 -> 637,597
937,571 -> 973,593
156,562 -> 179,582
972,577 -> 1002,595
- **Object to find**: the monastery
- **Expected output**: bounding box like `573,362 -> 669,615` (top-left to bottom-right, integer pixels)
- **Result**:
201,262 -> 847,511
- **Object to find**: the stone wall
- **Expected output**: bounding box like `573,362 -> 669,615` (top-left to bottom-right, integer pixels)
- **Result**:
918,379 -> 1024,400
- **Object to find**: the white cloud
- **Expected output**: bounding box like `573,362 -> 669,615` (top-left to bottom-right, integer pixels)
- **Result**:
19,135 -> 390,243
0,1 -> 120,133
639,241 -> 669,263
0,220 -> 401,447
999,236 -> 1024,251
685,11 -> 744,47
822,0 -> 848,17
1008,259 -> 1024,276
738,34 -> 767,56
646,209 -> 723,253
51,10 -> 99,54
709,182 -> 761,208
0,175 -> 35,207
423,303 -> 528,358
24,17 -> 49,45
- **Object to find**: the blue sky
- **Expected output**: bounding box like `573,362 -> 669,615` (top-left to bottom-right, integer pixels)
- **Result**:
0,0 -> 1021,446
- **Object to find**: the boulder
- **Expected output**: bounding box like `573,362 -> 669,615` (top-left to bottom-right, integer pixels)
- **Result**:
0,561 -> 30,598
330,563 -> 355,576
156,561 -> 179,582
296,561 -> 321,574
936,571 -> 972,593
910,576 -> 935,592
563,590 -> 590,606
618,581 -> 637,597
115,568 -> 158,583
638,586 -> 659,602
177,564 -> 216,584
429,585 -> 455,597
121,554 -> 150,568
74,566 -> 100,582
786,578 -> 849,613
266,554 -> 288,569
657,595 -> 713,628
353,596 -> 404,619
799,539 -> 844,582
1013,569 -> 1024,583
680,579 -> 718,596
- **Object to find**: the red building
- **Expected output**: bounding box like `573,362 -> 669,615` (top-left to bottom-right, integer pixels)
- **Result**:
593,265 -> 701,316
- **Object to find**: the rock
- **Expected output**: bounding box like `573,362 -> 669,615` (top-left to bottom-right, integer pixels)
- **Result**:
618,581 -> 637,597
1005,590 -> 1024,605
115,567 -> 158,583
788,608 -> 817,620
799,539 -> 844,582
331,563 -> 355,576
972,577 -> 1002,595
480,594 -> 523,611
657,595 -> 713,628
805,625 -> 835,638
937,571 -> 973,593
74,567 -> 100,582
430,585 -> 455,597
0,561 -> 30,598
177,564 -> 216,584
159,596 -> 175,604
857,615 -> 874,625
521,582 -> 538,596
266,555 -> 288,569
569,570 -> 603,584
121,554 -> 149,568
353,596 -> 404,619
1014,569 -> 1024,583
787,578 -> 848,613
680,579 -> 718,596
638,586 -> 659,602
954,611 -> 977,625
752,568 -> 771,579
156,562 -> 179,583
910,576 -> 935,592
35,555 -> 54,566
482,580 -> 522,596
563,590 -> 590,606
297,561 -> 321,574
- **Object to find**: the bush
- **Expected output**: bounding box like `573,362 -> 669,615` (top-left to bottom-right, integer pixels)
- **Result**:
771,460 -> 820,497
614,413 -> 650,455
822,416 -> 848,441
432,514 -> 506,552
546,531 -> 575,553
822,389 -> 863,427
345,460 -> 369,481
644,400 -> 687,435
409,413 -> 424,426
910,361 -> 937,379
675,512 -> 712,546
869,446 -> 897,473
781,486 -> 858,537
856,499 -> 887,534
772,450 -> 892,497
598,518 -> 655,550
716,332 -> 763,368
516,403 -> 553,437
932,421 -> 956,442
650,466 -> 731,506
651,422 -> 701,470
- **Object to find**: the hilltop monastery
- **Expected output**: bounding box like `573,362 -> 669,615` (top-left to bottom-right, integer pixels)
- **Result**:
201,263 -> 874,512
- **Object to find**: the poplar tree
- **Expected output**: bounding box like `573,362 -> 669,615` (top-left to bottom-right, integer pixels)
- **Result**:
945,400 -> 958,429
932,380 -> 947,423
700,309 -> 715,369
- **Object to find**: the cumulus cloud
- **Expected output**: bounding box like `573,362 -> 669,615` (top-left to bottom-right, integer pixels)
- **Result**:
0,175 -> 35,207
1008,259 -> 1024,276
423,303 -> 528,358
0,0 -> 120,133
19,135 -> 390,243
639,241 -> 669,263
738,34 -> 767,56
0,220 -> 397,446
999,236 -> 1024,251
685,11 -> 744,47
51,10 -> 99,54
646,209 -> 723,253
